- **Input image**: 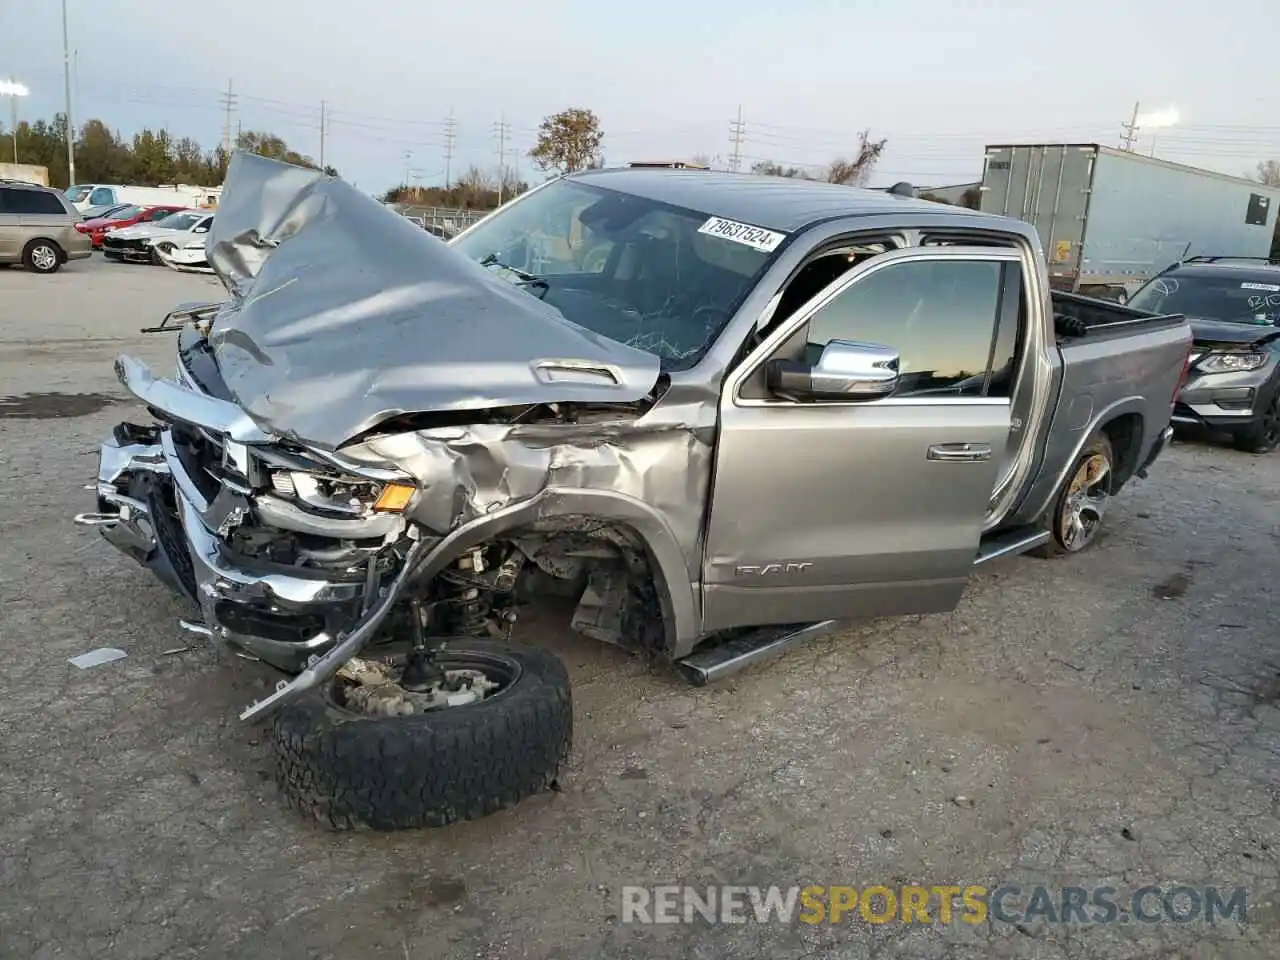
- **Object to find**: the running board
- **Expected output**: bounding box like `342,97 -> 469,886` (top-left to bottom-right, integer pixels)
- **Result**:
677,620 -> 841,686
974,526 -> 1050,566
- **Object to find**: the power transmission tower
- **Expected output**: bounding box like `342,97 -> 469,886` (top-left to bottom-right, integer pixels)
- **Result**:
443,110 -> 457,190
728,105 -> 745,172
1119,100 -> 1140,151
319,100 -> 327,171
493,115 -> 512,205
219,80 -> 237,157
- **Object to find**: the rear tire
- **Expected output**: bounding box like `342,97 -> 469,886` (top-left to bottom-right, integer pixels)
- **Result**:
22,239 -> 62,274
1030,433 -> 1114,558
271,641 -> 572,831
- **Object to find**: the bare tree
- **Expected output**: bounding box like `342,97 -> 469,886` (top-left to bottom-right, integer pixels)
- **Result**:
1256,159 -> 1280,187
825,130 -> 888,186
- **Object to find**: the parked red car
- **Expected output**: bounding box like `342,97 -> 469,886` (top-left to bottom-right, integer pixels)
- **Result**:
75,204 -> 187,248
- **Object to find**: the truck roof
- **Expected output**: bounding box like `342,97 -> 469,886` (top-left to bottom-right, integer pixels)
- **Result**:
567,167 -> 997,234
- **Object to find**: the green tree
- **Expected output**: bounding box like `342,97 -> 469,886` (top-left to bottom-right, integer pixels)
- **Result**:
529,107 -> 604,176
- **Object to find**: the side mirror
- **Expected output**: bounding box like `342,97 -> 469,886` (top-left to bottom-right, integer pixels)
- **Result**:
766,339 -> 900,401
193,226 -> 209,234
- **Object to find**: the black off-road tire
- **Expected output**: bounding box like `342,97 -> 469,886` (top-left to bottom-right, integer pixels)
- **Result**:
1030,433 -> 1114,558
1230,390 -> 1280,455
271,642 -> 572,831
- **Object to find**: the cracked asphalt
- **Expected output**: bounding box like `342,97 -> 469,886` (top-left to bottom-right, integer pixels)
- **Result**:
1,257 -> 1278,959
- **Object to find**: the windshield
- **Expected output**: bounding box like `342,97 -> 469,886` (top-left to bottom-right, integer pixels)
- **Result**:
158,212 -> 201,231
1129,273 -> 1280,326
66,185 -> 92,203
450,179 -> 778,368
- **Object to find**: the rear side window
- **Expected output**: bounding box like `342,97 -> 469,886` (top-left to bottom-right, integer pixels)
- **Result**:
1,189 -> 68,215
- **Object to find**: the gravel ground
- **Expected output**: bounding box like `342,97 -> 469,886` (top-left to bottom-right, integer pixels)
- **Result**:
2,257 -> 1278,960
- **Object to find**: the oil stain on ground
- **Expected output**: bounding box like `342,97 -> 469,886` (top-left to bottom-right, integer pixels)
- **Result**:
0,392 -> 118,420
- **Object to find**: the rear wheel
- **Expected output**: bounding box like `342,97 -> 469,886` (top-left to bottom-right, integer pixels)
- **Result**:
23,239 -> 62,274
1231,391 -> 1280,454
1031,433 -> 1113,558
271,641 -> 572,831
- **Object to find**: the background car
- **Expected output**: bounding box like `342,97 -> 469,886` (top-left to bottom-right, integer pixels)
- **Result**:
0,179 -> 93,274
101,208 -> 213,264
1128,255 -> 1280,453
76,203 -> 187,248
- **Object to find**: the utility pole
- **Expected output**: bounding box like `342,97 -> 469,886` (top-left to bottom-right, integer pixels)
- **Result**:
493,115 -> 512,205
443,109 -> 457,190
728,105 -> 745,173
319,100 -> 327,171
1119,100 -> 1140,151
219,79 -> 237,157
61,0 -> 75,186
403,149 -> 412,188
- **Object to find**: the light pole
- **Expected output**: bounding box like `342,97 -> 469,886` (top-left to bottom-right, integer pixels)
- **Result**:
62,0 -> 76,186
1,79 -> 30,165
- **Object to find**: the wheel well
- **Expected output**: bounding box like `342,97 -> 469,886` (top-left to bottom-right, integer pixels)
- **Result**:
1101,413 -> 1144,490
421,516 -> 675,657
23,237 -> 65,260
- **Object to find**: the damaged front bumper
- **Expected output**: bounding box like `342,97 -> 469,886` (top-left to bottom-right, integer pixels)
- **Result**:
77,357 -> 435,723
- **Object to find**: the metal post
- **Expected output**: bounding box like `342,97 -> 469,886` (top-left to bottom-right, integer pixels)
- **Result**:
497,114 -> 506,206
10,94 -> 16,164
319,100 -> 326,170
61,0 -> 75,186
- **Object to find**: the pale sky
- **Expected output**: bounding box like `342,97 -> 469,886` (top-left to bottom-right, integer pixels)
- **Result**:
2,0 -> 1277,194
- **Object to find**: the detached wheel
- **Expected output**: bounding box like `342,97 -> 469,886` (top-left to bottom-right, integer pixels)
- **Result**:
1231,391 -> 1280,454
23,240 -> 62,274
1032,433 -> 1113,558
271,641 -> 572,831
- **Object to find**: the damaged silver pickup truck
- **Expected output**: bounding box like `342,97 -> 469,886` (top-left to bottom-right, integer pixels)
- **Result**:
78,152 -> 1192,830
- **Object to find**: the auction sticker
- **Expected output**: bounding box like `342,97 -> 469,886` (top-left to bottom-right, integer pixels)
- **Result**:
698,216 -> 786,253
1240,282 -> 1280,292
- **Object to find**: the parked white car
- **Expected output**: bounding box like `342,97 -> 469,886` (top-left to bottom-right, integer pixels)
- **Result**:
100,209 -> 213,264
65,183 -> 221,213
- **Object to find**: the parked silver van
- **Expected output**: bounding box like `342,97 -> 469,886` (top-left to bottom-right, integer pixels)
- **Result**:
0,179 -> 93,274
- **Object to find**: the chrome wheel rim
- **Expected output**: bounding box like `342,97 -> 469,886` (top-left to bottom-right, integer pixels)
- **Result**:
1058,451 -> 1110,551
31,245 -> 57,271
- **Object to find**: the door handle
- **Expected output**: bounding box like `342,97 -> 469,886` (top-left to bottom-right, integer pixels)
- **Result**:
927,442 -> 992,462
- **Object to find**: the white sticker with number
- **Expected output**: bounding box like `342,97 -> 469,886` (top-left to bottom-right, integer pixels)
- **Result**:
1240,282 -> 1280,291
697,216 -> 786,253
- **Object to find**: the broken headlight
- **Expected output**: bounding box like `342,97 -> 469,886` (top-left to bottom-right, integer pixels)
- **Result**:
267,470 -> 417,515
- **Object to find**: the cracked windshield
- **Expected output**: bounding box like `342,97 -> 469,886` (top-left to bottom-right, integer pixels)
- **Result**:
450,179 -> 774,368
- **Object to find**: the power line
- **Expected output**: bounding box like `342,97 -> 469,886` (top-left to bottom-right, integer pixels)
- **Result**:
1120,100 -> 1141,151
443,109 -> 457,189
728,105 -> 745,172
493,115 -> 512,204
218,79 -> 237,155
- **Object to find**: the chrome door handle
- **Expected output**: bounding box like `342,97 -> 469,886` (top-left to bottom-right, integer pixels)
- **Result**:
927,442 -> 992,462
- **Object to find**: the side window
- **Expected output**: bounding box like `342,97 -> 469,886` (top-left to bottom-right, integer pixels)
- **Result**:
802,258 -> 1005,398
4,190 -> 63,215
89,187 -> 115,206
0,187 -> 15,214
31,192 -> 68,215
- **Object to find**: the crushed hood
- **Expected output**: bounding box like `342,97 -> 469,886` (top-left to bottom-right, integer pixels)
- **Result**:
1188,318 -> 1280,349
202,152 -> 661,450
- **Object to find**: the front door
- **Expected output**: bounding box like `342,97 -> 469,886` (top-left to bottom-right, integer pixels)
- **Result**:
701,246 -> 1023,632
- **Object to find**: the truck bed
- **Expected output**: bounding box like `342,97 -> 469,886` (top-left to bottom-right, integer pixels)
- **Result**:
1051,290 -> 1181,340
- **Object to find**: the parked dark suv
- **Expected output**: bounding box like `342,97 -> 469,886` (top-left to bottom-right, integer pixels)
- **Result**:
0,179 -> 93,274
1127,256 -> 1280,453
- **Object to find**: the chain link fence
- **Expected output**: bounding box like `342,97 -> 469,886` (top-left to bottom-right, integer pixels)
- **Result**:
387,204 -> 492,238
